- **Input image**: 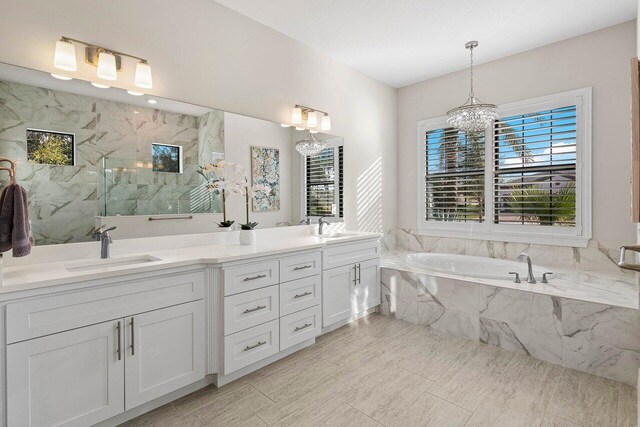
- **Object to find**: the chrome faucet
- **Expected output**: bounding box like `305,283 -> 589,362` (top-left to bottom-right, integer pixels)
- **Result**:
300,216 -> 311,225
92,226 -> 117,259
516,253 -> 536,283
318,217 -> 330,235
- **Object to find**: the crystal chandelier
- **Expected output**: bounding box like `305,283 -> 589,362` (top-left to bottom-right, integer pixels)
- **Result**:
295,133 -> 326,156
447,41 -> 498,133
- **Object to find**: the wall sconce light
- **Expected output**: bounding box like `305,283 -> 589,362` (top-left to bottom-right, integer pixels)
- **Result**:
290,105 -> 331,131
52,36 -> 153,89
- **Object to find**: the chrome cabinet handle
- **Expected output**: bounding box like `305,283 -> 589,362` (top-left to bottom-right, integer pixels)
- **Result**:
243,305 -> 267,314
243,274 -> 267,282
353,265 -> 357,285
244,341 -> 267,351
541,272 -> 554,284
130,317 -> 135,356
357,263 -> 361,284
294,323 -> 312,332
294,265 -> 313,271
116,321 -> 122,361
508,272 -> 521,283
294,291 -> 312,299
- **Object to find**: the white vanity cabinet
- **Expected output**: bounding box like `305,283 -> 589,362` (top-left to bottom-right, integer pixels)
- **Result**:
5,269 -> 206,427
321,239 -> 381,328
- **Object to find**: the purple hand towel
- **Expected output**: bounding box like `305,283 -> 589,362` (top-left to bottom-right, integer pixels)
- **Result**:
0,184 -> 14,253
11,184 -> 32,257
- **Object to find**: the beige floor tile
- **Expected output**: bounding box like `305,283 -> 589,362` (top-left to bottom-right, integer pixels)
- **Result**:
331,346 -> 398,388
428,343 -> 515,411
546,368 -> 619,427
617,384 -> 638,427
272,403 -> 380,427
119,403 -> 186,427
186,385 -> 274,425
172,377 -> 253,416
476,353 -> 563,425
540,415 -> 581,426
377,390 -> 471,427
251,357 -> 337,398
466,405 -> 550,427
350,366 -> 434,421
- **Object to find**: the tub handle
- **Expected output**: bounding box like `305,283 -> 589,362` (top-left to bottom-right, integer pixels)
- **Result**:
508,272 -> 521,283
618,245 -> 640,272
541,272 -> 554,284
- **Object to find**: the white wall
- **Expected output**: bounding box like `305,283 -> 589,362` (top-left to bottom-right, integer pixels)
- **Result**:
0,0 -> 397,233
397,21 -> 637,244
223,112 -> 292,227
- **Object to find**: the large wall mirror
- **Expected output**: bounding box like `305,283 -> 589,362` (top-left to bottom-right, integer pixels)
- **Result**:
0,63 -> 342,246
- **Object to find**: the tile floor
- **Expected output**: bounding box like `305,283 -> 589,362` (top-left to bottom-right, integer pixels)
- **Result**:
122,313 -> 637,427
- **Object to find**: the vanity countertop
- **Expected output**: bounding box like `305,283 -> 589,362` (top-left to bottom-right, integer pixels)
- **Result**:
0,231 -> 381,295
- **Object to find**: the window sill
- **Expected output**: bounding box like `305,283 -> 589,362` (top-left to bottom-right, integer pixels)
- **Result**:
415,226 -> 589,248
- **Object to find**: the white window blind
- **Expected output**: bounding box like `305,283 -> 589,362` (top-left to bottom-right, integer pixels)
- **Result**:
424,128 -> 485,222
493,106 -> 576,227
305,146 -> 343,217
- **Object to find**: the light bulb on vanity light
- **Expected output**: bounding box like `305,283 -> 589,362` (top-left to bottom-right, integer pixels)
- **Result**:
307,111 -> 318,128
127,90 -> 144,96
135,61 -> 153,89
91,82 -> 110,89
280,124 -> 291,128
321,114 -> 331,131
50,74 -> 72,81
291,107 -> 302,124
96,52 -> 117,81
295,127 -> 305,131
53,39 -> 77,71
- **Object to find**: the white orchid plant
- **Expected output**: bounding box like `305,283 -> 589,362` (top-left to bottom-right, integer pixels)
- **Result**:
199,161 -> 270,230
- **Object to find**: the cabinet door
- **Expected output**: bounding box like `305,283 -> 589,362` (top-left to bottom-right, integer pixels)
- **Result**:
125,300 -> 205,410
322,264 -> 356,327
352,258 -> 381,316
7,320 -> 125,427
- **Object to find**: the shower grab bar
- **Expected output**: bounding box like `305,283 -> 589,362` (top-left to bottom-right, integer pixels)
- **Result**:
618,245 -> 640,272
148,215 -> 194,221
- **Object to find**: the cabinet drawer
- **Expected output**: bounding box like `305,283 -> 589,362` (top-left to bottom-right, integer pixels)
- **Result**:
280,306 -> 321,351
279,252 -> 321,283
6,271 -> 204,344
223,260 -> 279,296
224,286 -> 279,336
224,320 -> 279,375
322,240 -> 380,270
280,275 -> 321,316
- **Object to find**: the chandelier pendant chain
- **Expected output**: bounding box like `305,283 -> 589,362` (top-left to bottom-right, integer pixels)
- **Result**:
469,44 -> 474,101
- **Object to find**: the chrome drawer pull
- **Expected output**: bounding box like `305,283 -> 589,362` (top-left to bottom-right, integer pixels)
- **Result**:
293,265 -> 312,271
116,321 -> 122,361
293,291 -> 312,299
243,274 -> 267,282
243,305 -> 267,314
294,323 -> 313,332
244,341 -> 267,351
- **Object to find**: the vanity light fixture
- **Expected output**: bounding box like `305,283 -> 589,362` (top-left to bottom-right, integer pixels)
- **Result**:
127,90 -> 144,96
52,36 -> 153,89
91,82 -> 110,89
290,105 -> 331,132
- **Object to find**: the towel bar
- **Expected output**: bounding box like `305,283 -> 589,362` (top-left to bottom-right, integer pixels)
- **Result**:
148,215 -> 194,221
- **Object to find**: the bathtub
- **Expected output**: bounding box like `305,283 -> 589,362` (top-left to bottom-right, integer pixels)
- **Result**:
405,252 -> 549,281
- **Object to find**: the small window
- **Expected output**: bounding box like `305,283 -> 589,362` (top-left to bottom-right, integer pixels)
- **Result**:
304,145 -> 343,218
26,129 -> 75,166
152,143 -> 182,173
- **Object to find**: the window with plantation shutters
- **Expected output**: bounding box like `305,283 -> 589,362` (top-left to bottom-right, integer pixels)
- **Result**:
417,88 -> 591,247
493,106 -> 576,227
305,145 -> 343,218
425,128 -> 485,222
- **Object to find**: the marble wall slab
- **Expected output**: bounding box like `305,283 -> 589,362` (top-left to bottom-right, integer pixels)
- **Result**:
0,80 -> 223,245
381,266 -> 640,385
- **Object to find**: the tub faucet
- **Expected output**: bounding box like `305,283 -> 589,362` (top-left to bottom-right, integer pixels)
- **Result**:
318,217 -> 330,235
517,253 -> 536,284
92,226 -> 117,259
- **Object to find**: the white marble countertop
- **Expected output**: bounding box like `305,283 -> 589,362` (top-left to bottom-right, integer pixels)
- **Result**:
382,251 -> 639,309
0,230 -> 381,295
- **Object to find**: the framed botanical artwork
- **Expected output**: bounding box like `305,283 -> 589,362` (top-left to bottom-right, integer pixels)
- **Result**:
632,57 -> 640,222
251,146 -> 280,212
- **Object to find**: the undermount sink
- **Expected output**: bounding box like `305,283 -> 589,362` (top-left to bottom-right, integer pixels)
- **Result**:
64,255 -> 162,272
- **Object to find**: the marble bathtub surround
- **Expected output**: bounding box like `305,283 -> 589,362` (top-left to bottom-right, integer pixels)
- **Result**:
383,228 -> 632,275
380,263 -> 640,386
0,80 -> 224,245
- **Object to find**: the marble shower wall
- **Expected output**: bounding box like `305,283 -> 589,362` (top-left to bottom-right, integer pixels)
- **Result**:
0,80 -> 223,245
382,229 -> 627,273
380,267 -> 640,385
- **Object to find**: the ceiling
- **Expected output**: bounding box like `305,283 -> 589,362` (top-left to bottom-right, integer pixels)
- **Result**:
214,0 -> 637,88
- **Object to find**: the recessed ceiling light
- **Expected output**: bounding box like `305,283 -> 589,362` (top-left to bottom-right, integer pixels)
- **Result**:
50,73 -> 72,81
147,99 -> 157,104
91,82 -> 110,89
127,90 -> 144,96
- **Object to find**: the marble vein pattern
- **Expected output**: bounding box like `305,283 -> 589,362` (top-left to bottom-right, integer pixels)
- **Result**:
381,263 -> 640,385
0,80 -> 224,244
122,315 -> 637,427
